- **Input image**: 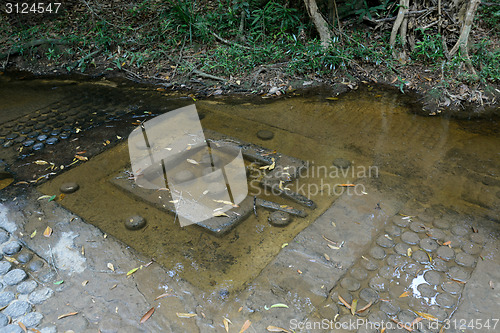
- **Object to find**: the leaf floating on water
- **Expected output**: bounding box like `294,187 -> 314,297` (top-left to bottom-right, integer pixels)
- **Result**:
107,263 -> 115,272
37,195 -> 52,201
58,312 -> 78,320
223,317 -> 231,332
53,280 -> 64,285
75,154 -> 88,161
267,326 -> 292,332
399,291 -> 410,298
4,256 -> 19,264
186,159 -> 199,165
327,244 -> 340,250
30,230 -> 37,238
407,248 -> 413,257
127,267 -> 139,276
34,160 -> 49,165
140,307 -> 155,323
18,322 -> 27,333
414,311 -> 438,321
356,301 -> 373,314
264,303 -> 289,310
281,243 -> 288,248
324,253 -> 330,261
176,313 -> 197,318
48,195 -> 56,202
213,211 -> 229,217
82,280 -> 89,286
43,226 -> 53,237
350,299 -> 358,315
238,306 -> 243,312
490,281 -> 495,289
154,293 -> 174,300
239,320 -> 251,333
326,97 -> 338,100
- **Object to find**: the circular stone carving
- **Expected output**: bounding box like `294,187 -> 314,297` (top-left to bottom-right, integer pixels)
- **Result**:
428,228 -> 446,241
461,241 -> 482,255
360,288 -> 379,303
351,267 -> 368,281
124,215 -> 147,230
412,250 -> 430,264
437,246 -> 455,261
447,266 -> 470,282
455,253 -> 475,267
441,281 -> 463,295
436,293 -> 457,309
401,231 -> 420,245
417,283 -> 436,298
451,225 -> 469,236
433,219 -> 450,229
392,215 -> 410,228
342,277 -> 361,292
424,270 -> 442,285
380,301 -> 400,316
268,211 -> 291,227
394,243 -> 411,256
420,238 -> 439,252
256,130 -> 274,140
376,234 -> 395,248
369,246 -> 386,260
369,276 -> 388,292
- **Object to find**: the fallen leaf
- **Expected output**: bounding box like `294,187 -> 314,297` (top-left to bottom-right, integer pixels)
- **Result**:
140,307 -> 155,323
82,280 -> 89,286
34,160 -> 49,165
53,280 -> 64,285
399,291 -> 410,298
58,312 -> 78,320
238,306 -> 243,312
356,301 -> 373,314
186,159 -> 199,165
297,269 -> 302,274
37,195 -> 52,200
213,199 -> 239,207
223,317 -> 231,332
30,230 -> 37,238
326,97 -> 338,100
239,320 -> 251,333
59,193 -> 65,201
443,240 -> 451,246
43,226 -> 53,237
213,211 -> 229,217
154,293 -> 173,300
127,267 -> 139,276
338,295 -> 351,309
490,281 -> 495,289
176,313 -> 197,318
415,311 -> 438,321
4,256 -> 19,264
110,284 -> 118,289
327,244 -> 340,250
264,303 -> 289,310
350,299 -> 358,315
18,322 -> 27,333
281,243 -> 288,248
381,328 -> 386,333
411,317 -> 423,326
75,155 -> 88,161
29,328 -> 42,333
338,184 -> 355,187
267,326 -> 291,332
107,263 -> 115,272
324,253 -> 330,261
48,194 -> 56,202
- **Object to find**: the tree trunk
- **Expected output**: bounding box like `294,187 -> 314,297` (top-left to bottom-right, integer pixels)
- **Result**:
390,0 -> 410,49
303,0 -> 333,48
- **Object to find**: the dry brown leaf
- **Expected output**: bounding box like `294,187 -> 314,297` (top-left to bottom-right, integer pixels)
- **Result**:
399,291 -> 410,298
154,293 -> 174,300
443,240 -> 451,246
58,312 -> 78,320
140,307 -> 155,323
18,322 -> 27,333
239,320 -> 251,333
43,226 -> 53,237
266,326 -> 291,332
176,313 -> 197,318
338,295 -> 351,309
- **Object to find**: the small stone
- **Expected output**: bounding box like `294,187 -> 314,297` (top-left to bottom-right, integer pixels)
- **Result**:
436,246 -> 455,261
447,266 -> 470,282
17,280 -> 37,294
431,258 -> 449,272
339,277 -> 360,292
368,310 -> 388,325
3,300 -> 31,318
442,281 -> 462,295
13,136 -> 26,144
0,230 -> 9,244
268,211 -> 291,227
433,219 -> 450,229
4,268 -> 27,285
359,288 -> 379,303
424,270 -> 442,285
124,215 -> 147,230
398,310 -> 417,326
256,130 -> 274,140
16,251 -> 33,264
331,289 -> 353,304
470,233 -> 486,245
380,301 -> 400,316
5,133 -> 19,140
0,312 -> 7,327
394,243 -> 411,256
60,182 -> 79,194
39,325 -> 57,333
403,262 -> 422,276
461,241 -> 482,255
22,140 -> 35,147
436,293 -> 457,309
420,238 -> 439,252
392,215 -> 410,228
369,276 -> 388,292
29,287 -> 54,304
428,305 -> 448,322
386,254 -> 408,267
2,324 -> 23,333
379,265 -> 394,279
384,224 -> 402,237
369,246 -> 386,260
376,234 -> 394,248
333,158 -> 351,169
27,260 -> 44,272
2,241 -> 22,255
361,257 -> 379,271
428,228 -> 446,241
417,284 -> 436,298
17,312 -> 43,328
0,261 -> 12,275
173,170 -> 195,183
409,219 -> 427,233
32,143 -> 44,151
36,134 -> 48,142
0,291 -> 15,306
412,250 -> 430,264
455,252 -> 475,267
401,231 -> 420,245
451,225 -> 469,236
46,137 -> 59,145
27,131 -> 40,138
59,132 -> 71,139
350,267 -> 368,281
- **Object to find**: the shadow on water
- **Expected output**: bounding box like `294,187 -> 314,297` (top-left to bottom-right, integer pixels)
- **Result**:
1,73 -> 499,300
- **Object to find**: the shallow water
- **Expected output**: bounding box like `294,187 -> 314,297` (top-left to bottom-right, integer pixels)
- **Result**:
1,74 -> 498,299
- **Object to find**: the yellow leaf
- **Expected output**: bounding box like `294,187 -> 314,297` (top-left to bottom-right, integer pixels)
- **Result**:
30,230 -> 37,238
239,320 -> 251,333
176,313 -> 197,318
223,317 -> 231,332
326,97 -> 338,100
127,267 -> 139,276
154,293 -> 173,300
213,211 -> 229,217
43,226 -> 53,237
415,311 -> 438,321
238,306 -> 243,312
399,290 -> 410,298
407,248 -> 413,257
267,326 -> 291,332
350,299 -> 358,315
